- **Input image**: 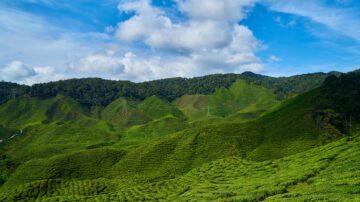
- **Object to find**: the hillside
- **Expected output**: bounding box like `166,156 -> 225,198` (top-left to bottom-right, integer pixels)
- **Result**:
175,80 -> 279,120
0,71 -> 358,201
1,133 -> 359,201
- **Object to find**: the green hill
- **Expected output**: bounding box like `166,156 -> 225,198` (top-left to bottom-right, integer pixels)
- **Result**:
110,89 -> 321,182
0,71 -> 358,201
1,133 -> 359,201
101,98 -> 150,128
0,98 -> 52,128
120,115 -> 188,149
138,96 -> 185,120
174,80 -> 279,121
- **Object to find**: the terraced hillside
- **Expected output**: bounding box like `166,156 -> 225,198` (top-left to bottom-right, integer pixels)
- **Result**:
174,80 -> 279,121
1,134 -> 359,201
0,71 -> 359,201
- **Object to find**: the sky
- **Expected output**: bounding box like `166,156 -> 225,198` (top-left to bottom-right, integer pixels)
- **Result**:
1,0 -> 360,84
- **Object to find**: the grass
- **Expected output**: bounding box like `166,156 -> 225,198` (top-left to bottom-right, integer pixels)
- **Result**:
119,115 -> 188,149
174,80 -> 279,121
1,134 -> 359,201
0,125 -> 15,140
101,97 -> 151,129
139,95 -> 185,120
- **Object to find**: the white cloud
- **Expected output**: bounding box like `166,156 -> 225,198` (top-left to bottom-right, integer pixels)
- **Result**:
268,55 -> 281,62
176,0 -> 255,21
114,0 -> 263,80
0,61 -> 65,84
0,7 -> 111,83
70,51 -> 125,74
0,61 -> 36,82
264,0 -> 360,41
116,0 -> 234,52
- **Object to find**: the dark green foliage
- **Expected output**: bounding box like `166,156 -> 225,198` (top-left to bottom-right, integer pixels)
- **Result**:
30,78 -> 133,107
317,73 -> 360,119
1,71 -> 334,108
314,72 -> 360,135
0,81 -> 29,105
0,125 -> 14,140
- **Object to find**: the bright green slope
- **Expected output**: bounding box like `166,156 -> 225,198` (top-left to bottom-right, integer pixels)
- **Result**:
0,88 -> 317,189
110,89 -> 321,183
0,87 -> 320,191
0,95 -> 88,129
174,80 -> 279,121
102,96 -> 185,129
101,98 -> 151,129
139,95 -> 185,120
0,95 -> 120,163
119,115 -> 188,149
1,133 -> 359,201
0,97 -> 52,129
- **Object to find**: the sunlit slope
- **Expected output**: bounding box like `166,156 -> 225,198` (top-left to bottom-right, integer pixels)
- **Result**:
0,95 -> 88,128
1,134 -> 359,201
174,80 -> 279,121
2,148 -> 127,187
139,95 -> 185,120
101,98 -> 151,128
0,96 -> 120,162
120,115 -> 188,149
111,89 -> 321,181
102,96 -> 185,129
0,98 -> 52,128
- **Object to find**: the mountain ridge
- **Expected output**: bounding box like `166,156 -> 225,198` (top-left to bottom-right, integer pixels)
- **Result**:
1,71 -> 341,107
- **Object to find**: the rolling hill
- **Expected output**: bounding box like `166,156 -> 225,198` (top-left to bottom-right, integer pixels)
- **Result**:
174,80 -> 279,120
0,71 -> 358,201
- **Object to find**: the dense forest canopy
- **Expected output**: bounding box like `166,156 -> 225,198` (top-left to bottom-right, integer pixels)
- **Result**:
317,72 -> 360,120
1,71 -> 341,108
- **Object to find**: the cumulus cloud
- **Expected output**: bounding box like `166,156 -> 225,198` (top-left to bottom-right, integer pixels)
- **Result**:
70,51 -> 125,74
0,61 -> 65,84
0,61 -> 36,82
114,0 -> 263,80
116,0 -> 235,52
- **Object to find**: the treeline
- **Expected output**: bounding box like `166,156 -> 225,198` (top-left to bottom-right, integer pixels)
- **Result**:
313,71 -> 360,139
1,71 -> 337,107
0,82 -> 29,105
317,72 -> 360,120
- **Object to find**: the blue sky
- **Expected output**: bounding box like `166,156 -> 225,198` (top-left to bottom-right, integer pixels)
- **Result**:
1,0 -> 360,84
